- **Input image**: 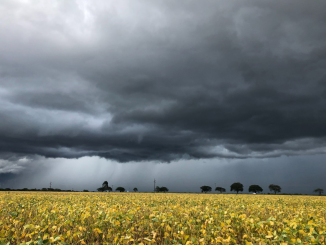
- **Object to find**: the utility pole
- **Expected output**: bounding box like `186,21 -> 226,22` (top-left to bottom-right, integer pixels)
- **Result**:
154,179 -> 156,192
215,183 -> 216,189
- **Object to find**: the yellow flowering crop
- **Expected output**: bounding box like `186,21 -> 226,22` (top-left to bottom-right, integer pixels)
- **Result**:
0,192 -> 326,244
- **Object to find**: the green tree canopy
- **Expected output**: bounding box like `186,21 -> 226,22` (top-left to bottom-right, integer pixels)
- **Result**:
116,187 -> 125,192
160,187 -> 169,193
155,186 -> 169,193
97,181 -> 112,192
215,187 -> 226,193
102,181 -> 108,188
200,186 -> 212,193
102,181 -> 112,192
230,182 -> 243,194
269,184 -> 281,194
249,185 -> 263,193
314,188 -> 324,195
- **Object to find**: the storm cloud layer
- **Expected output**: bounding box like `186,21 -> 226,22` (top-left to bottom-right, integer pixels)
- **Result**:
1,0 -> 326,169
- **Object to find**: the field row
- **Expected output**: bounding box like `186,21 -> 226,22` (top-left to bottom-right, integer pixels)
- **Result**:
1,193 -> 326,244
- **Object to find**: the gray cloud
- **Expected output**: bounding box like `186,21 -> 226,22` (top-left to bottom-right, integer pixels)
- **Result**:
1,0 -> 326,167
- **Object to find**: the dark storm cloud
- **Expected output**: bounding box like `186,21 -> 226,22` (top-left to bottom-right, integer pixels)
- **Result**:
1,0 -> 326,167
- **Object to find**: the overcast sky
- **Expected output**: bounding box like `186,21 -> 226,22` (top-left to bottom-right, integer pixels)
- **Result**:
1,0 -> 326,193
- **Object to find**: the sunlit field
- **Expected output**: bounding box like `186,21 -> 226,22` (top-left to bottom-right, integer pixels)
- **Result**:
1,192 -> 326,244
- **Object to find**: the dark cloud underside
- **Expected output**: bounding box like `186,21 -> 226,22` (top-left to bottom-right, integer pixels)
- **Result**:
1,0 -> 326,166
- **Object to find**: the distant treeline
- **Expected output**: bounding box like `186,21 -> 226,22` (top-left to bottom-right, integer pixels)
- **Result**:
0,188 -> 90,192
1,184 -> 323,196
200,183 -> 324,196
0,188 -> 321,195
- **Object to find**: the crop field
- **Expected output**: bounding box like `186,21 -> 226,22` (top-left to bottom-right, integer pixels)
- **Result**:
0,193 -> 326,245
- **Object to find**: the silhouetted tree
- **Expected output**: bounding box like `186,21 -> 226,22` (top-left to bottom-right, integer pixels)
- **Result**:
200,186 -> 212,193
160,187 -> 169,193
97,181 -> 112,192
42,188 -> 48,191
230,182 -> 243,194
314,188 -> 324,196
215,187 -> 226,193
116,187 -> 125,192
269,184 -> 281,194
83,190 -> 89,192
102,181 -> 111,192
155,186 -> 169,193
133,188 -> 138,192
249,185 -> 263,193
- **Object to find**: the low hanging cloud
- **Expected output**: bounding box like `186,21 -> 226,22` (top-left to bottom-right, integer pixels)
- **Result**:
1,0 -> 326,171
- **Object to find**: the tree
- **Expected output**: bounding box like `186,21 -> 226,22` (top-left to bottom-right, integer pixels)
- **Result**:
160,187 -> 169,193
215,187 -> 226,193
249,185 -> 263,193
102,181 -> 112,192
314,188 -> 324,196
116,187 -> 125,192
230,182 -> 243,194
269,184 -> 281,194
133,188 -> 138,192
200,186 -> 212,193
155,186 -> 169,193
98,181 -> 112,192
102,181 -> 108,188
